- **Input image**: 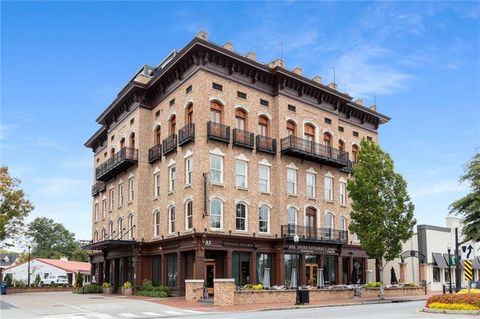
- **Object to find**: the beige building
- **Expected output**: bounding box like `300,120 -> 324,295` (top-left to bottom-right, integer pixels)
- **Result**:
84,32 -> 390,295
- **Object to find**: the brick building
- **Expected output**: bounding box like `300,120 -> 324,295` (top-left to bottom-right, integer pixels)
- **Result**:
84,32 -> 390,295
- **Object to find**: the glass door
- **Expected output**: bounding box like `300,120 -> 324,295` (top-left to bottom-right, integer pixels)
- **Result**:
305,264 -> 318,286
205,260 -> 216,295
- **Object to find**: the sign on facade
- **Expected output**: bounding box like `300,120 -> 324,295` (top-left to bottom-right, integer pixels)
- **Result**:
464,259 -> 473,281
461,243 -> 475,260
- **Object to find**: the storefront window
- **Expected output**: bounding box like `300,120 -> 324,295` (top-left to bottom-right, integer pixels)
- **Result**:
232,252 -> 250,286
433,266 -> 440,282
152,255 -> 161,286
284,254 -> 299,287
166,254 -> 177,287
256,254 -> 272,286
127,257 -> 134,284
352,258 -> 364,284
323,256 -> 337,285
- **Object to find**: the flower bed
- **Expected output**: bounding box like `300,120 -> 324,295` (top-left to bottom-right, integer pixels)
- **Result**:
426,293 -> 480,310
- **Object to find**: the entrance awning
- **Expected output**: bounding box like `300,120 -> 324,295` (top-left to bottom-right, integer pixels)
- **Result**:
82,239 -> 136,251
432,253 -> 448,268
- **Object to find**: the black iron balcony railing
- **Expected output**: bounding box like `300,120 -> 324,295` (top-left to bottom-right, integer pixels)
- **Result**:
178,123 -> 195,146
340,160 -> 354,173
95,147 -> 138,181
91,181 -> 106,196
207,121 -> 230,144
148,144 -> 162,164
281,225 -> 348,244
281,135 -> 349,168
256,135 -> 276,155
233,128 -> 254,149
162,134 -> 177,156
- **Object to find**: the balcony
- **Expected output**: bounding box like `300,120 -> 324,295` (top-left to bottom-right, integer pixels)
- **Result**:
162,134 -> 177,156
207,121 -> 230,144
178,123 -> 195,146
340,160 -> 354,173
281,136 -> 349,168
281,225 -> 348,244
256,135 -> 276,155
91,181 -> 106,196
233,128 -> 254,149
96,147 -> 138,182
148,144 -> 162,164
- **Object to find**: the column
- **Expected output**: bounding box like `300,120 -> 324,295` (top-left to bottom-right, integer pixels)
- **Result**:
275,250 -> 285,285
178,251 -> 185,290
299,253 -> 306,286
161,253 -> 166,286
194,240 -> 205,280
250,251 -> 257,284
226,250 -> 232,278
337,256 -> 343,284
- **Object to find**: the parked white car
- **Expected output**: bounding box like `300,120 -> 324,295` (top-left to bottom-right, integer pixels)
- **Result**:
41,275 -> 69,286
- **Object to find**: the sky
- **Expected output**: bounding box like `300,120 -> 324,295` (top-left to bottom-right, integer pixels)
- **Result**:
1,1 -> 479,245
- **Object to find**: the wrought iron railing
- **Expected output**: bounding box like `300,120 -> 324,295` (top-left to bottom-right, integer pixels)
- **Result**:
178,123 -> 195,146
91,181 -> 106,196
207,121 -> 230,143
233,128 -> 254,149
148,144 -> 162,163
256,135 -> 276,154
95,147 -> 138,181
281,225 -> 348,244
162,134 -> 177,155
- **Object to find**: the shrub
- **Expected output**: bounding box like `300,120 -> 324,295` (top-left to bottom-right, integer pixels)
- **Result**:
426,293 -> 480,309
13,279 -> 26,287
138,279 -> 169,295
123,281 -> 132,289
458,289 -> 480,294
366,282 -> 383,288
428,302 -> 480,311
102,282 -> 111,288
141,279 -> 154,290
76,272 -> 84,288
135,290 -> 168,298
4,274 -> 13,287
34,274 -> 41,287
77,284 -> 102,294
404,282 -> 416,287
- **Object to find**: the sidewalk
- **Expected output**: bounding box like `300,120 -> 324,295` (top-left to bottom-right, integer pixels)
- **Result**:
118,292 -> 438,313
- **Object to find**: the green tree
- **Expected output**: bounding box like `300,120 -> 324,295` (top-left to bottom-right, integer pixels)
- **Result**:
0,167 -> 34,245
450,152 -> 480,241
348,140 -> 416,299
76,272 -> 84,288
26,217 -> 82,260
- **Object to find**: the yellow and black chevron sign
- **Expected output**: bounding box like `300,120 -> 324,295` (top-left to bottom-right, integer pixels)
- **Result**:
464,259 -> 473,281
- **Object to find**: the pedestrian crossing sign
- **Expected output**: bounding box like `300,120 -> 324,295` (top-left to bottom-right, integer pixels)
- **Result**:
464,259 -> 473,281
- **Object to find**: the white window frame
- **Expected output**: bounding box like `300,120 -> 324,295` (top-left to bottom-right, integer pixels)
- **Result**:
128,177 -> 135,202
168,205 -> 176,234
101,227 -> 106,240
259,205 -> 270,234
287,168 -> 297,195
287,206 -> 297,226
324,176 -> 334,201
185,157 -> 193,186
127,213 -> 134,239
340,216 -> 347,231
306,172 -> 316,199
94,202 -> 99,221
168,165 -> 176,192
235,159 -> 248,188
209,198 -> 223,230
117,217 -> 123,238
118,183 -> 124,207
109,188 -> 114,211
339,181 -> 346,206
102,198 -> 107,219
108,220 -> 114,239
235,202 -> 248,232
259,164 -> 270,193
154,173 -> 161,198
210,154 -> 224,184
153,210 -> 160,237
185,200 -> 193,231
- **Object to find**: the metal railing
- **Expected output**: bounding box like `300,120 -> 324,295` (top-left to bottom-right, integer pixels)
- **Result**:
178,123 -> 195,146
233,128 -> 254,149
207,121 -> 230,143
281,225 -> 348,244
162,134 -> 177,155
91,181 -> 106,196
95,147 -> 138,181
148,144 -> 162,163
256,135 -> 276,154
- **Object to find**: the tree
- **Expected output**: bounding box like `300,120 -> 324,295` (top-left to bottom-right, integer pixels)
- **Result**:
76,272 -> 84,288
348,139 -> 416,299
449,152 -> 480,242
0,167 -> 34,245
26,217 -> 83,261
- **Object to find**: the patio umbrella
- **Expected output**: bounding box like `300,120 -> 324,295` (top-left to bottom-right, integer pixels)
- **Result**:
291,268 -> 297,288
390,267 -> 398,284
351,266 -> 358,284
263,268 -> 271,289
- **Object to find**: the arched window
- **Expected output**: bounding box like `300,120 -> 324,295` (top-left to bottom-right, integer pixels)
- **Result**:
117,217 -> 123,239
101,227 -> 107,240
210,102 -> 223,124
286,120 -> 297,136
129,133 -> 135,149
155,126 -> 161,145
110,147 -> 115,158
94,230 -> 98,242
120,138 -> 125,149
108,220 -> 114,239
168,206 -> 176,233
304,124 -> 315,142
127,213 -> 134,239
186,104 -> 193,125
235,203 -> 247,231
169,115 -> 176,136
259,205 -> 270,233
340,216 -> 347,231
210,198 -> 223,229
338,139 -> 345,152
352,145 -> 359,162
323,132 -> 332,147
153,210 -> 160,237
185,200 -> 193,230
325,212 -> 334,239
258,116 -> 269,137
235,108 -> 247,130
287,207 -> 297,226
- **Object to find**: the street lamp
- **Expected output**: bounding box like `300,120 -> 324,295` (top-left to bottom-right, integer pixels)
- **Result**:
27,245 -> 31,287
447,244 -> 452,294
293,234 -> 300,305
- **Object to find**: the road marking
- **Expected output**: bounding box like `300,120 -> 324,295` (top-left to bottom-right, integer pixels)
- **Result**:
163,310 -> 183,315
141,312 -> 161,316
119,314 -> 139,318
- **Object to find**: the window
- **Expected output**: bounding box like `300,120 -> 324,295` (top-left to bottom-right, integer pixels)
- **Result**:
338,126 -> 344,132
237,91 -> 247,99
101,228 -> 106,240
154,173 -> 161,197
166,254 -> 178,287
325,117 -> 332,124
130,118 -> 134,125
185,103 -> 194,125
129,132 -> 135,149
210,154 -> 223,184
258,116 -> 269,137
109,189 -> 114,210
169,98 -> 175,106
118,183 -> 124,206
210,102 -> 223,124
94,203 -> 99,221
340,216 -> 347,241
258,165 -> 270,193
94,231 -> 98,242
168,206 -> 176,234
287,168 -> 297,195
353,131 -> 359,137
367,136 -> 372,141
117,217 -> 123,238
236,203 -> 247,231
210,198 -> 223,229
259,205 -> 269,233
288,207 -> 297,226
168,165 -> 176,192
324,132 -> 332,147
433,267 -> 440,282
185,200 -> 193,230
155,110 -> 160,117
169,115 -> 176,135
260,99 -> 269,107
235,108 -> 247,130
324,176 -> 334,201
338,140 -> 345,153
306,172 -> 316,199
212,82 -> 223,91
352,145 -> 359,162
256,253 -> 272,287
235,160 -> 248,188
155,126 -> 161,144
286,120 -> 297,136
304,124 -> 315,142
120,137 -> 125,149
108,220 -> 114,239
102,198 -> 107,219
128,177 -> 135,202
288,104 -> 296,112
185,157 -> 193,185
186,85 -> 192,94
153,210 -> 160,237
127,214 -> 134,239
339,181 -> 346,205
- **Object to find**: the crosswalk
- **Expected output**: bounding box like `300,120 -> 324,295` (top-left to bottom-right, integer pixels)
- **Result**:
38,309 -> 206,319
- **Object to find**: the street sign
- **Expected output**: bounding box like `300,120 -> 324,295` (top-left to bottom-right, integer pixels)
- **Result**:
461,243 -> 475,260
464,259 -> 473,281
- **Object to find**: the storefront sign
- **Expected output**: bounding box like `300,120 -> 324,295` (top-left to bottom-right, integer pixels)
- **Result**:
223,241 -> 257,249
285,245 -> 339,255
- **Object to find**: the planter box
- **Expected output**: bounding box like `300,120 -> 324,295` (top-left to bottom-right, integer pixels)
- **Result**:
122,288 -> 132,296
103,287 -> 113,294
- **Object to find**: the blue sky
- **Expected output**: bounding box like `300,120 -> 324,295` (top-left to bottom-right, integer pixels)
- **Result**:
1,1 -> 479,244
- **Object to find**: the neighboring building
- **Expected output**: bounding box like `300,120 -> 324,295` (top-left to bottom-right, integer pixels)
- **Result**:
380,217 -> 480,291
3,258 -> 91,286
0,252 -> 20,280
84,31 -> 390,295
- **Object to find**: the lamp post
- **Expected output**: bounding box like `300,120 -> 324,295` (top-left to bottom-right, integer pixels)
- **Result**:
293,234 -> 300,305
447,244 -> 452,293
27,245 -> 31,287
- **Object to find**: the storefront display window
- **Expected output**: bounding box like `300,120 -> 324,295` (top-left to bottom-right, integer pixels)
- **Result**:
256,253 -> 272,286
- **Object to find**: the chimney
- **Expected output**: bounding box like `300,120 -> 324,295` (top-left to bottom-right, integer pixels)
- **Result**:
369,105 -> 377,111
269,59 -> 285,68
312,76 -> 322,83
196,31 -> 208,41
355,99 -> 364,106
246,52 -> 256,61
328,82 -> 338,90
293,67 -> 303,75
223,42 -> 234,51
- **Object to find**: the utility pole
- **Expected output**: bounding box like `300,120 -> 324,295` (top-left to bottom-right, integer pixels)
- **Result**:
27,245 -> 31,287
455,228 -> 461,292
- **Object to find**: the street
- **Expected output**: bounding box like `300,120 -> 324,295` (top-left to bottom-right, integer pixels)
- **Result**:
0,292 -> 465,319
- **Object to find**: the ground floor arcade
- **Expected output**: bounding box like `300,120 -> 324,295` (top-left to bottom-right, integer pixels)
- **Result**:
86,234 -> 367,296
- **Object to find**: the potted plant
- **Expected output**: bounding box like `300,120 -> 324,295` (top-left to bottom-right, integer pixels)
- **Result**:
102,282 -> 112,294
122,281 -> 132,296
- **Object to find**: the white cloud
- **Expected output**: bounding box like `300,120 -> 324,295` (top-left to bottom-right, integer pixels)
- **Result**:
35,177 -> 89,196
410,179 -> 469,198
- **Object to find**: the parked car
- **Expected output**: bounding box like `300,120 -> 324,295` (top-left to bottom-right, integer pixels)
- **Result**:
41,275 -> 69,286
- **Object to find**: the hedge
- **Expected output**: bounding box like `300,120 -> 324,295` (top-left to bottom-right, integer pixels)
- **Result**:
428,302 -> 480,311
426,293 -> 480,309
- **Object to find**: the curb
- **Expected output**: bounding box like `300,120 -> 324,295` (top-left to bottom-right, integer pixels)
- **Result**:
422,307 -> 480,315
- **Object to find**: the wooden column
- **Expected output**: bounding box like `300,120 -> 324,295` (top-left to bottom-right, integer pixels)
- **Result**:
299,253 -> 306,286
178,251 -> 185,290
226,250 -> 232,278
250,251 -> 257,284
275,248 -> 285,285
161,253 -> 166,286
194,239 -> 205,280
337,256 -> 343,284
